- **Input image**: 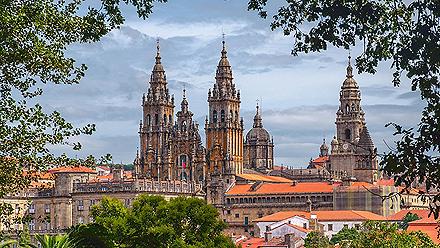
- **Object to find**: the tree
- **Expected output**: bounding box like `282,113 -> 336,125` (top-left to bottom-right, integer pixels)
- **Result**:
399,212 -> 421,230
29,234 -> 78,248
72,195 -> 235,248
0,0 -> 165,224
0,240 -> 17,248
248,0 -> 440,215
330,226 -> 359,245
304,231 -> 332,248
341,221 -> 438,248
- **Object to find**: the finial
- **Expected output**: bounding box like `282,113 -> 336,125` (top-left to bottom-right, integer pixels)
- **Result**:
346,50 -> 353,78
221,33 -> 227,58
183,84 -> 186,98
256,99 -> 260,114
155,38 -> 161,64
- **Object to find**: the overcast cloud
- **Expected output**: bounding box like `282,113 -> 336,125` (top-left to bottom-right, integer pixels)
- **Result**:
43,0 -> 423,167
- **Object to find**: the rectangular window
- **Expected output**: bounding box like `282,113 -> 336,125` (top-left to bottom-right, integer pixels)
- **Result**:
44,204 -> 50,213
244,217 -> 249,226
29,219 -> 35,231
15,204 -> 20,214
328,224 -> 333,231
90,199 -> 96,209
78,216 -> 84,224
235,213 -> 240,218
355,224 -> 360,230
29,204 -> 35,214
227,210 -> 231,215
77,200 -> 84,211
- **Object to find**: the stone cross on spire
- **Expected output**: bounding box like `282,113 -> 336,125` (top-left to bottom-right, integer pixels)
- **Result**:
346,50 -> 353,78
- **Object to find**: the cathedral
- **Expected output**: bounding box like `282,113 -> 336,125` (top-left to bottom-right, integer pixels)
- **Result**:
135,38 -> 379,194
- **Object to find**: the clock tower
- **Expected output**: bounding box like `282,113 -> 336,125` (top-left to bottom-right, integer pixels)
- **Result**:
329,56 -> 378,183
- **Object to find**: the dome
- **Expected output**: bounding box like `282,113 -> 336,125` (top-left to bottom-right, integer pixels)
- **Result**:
246,127 -> 271,143
331,136 -> 339,145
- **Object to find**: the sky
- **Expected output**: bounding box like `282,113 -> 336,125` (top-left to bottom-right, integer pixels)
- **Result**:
44,0 -> 423,167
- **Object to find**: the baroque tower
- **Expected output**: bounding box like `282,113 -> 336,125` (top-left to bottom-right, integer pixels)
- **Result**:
329,56 -> 378,183
138,40 -> 175,180
205,40 -> 244,205
169,89 -> 206,183
243,104 -> 274,171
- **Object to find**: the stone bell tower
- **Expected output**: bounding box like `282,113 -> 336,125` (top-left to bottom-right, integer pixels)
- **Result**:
205,39 -> 244,205
138,40 -> 175,180
330,56 -> 378,183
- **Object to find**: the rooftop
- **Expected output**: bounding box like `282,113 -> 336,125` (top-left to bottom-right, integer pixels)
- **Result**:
237,174 -> 292,183
254,210 -> 386,222
226,182 -> 334,195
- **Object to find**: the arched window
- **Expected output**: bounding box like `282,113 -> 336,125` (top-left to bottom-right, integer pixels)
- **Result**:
235,111 -> 239,121
345,129 -> 351,140
221,110 -> 225,122
345,104 -> 350,113
155,114 -> 159,125
230,110 -> 233,120
181,121 -> 187,132
163,114 -> 167,125
147,114 -> 151,126
213,110 -> 218,123
169,115 -> 172,124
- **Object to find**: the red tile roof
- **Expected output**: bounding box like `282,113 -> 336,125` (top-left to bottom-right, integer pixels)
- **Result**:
238,174 -> 292,183
254,211 -> 310,222
407,216 -> 440,243
312,156 -> 329,164
254,210 -> 386,222
387,210 -> 430,221
49,166 -> 95,174
226,182 -> 334,195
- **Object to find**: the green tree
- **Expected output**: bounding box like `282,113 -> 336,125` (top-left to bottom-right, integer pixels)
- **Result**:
344,221 -> 438,248
248,0 -> 440,216
29,234 -> 78,248
399,212 -> 421,230
304,231 -> 333,248
0,0 -> 165,225
72,195 -> 235,248
330,226 -> 359,245
0,239 -> 17,248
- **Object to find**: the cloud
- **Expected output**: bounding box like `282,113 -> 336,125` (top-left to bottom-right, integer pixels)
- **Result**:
40,1 -> 422,166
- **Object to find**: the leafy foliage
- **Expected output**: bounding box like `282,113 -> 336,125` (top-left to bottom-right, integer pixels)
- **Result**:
0,0 -> 165,226
71,195 -> 235,248
29,234 -> 78,248
304,231 -> 332,248
331,221 -> 438,248
399,212 -> 421,230
248,0 -> 440,215
330,226 -> 359,245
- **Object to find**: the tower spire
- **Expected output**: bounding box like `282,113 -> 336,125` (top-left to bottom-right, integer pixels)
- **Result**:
155,38 -> 161,65
253,101 -> 263,128
346,53 -> 353,78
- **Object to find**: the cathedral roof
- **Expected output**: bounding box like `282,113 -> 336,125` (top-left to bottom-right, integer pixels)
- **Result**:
358,126 -> 375,151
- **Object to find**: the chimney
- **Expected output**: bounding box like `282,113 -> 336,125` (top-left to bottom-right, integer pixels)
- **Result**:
285,233 -> 296,248
264,231 -> 272,242
292,180 -> 298,186
309,214 -> 318,231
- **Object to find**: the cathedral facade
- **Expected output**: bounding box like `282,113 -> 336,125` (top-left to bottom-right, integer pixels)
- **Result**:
136,42 -> 206,183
